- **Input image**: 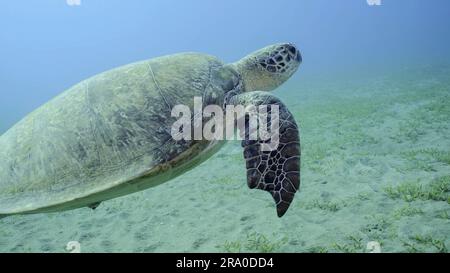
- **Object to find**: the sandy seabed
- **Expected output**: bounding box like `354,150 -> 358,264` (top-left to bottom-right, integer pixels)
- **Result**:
1,65 -> 449,253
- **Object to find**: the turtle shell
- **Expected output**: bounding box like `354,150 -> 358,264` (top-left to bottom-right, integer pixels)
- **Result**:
0,53 -> 241,215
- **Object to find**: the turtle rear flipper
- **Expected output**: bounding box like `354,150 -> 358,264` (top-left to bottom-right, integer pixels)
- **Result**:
87,202 -> 101,210
232,91 -> 301,217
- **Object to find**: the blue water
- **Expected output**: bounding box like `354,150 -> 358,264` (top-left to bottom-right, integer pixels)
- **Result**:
1,1 -> 450,253
1,0 -> 450,133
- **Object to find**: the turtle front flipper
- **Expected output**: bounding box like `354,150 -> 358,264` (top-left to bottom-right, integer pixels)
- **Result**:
230,91 -> 301,217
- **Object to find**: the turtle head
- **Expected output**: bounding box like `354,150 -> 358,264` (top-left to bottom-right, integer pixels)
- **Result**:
231,43 -> 302,92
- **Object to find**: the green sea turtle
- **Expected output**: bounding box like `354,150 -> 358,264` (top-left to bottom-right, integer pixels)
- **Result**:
0,43 -> 302,218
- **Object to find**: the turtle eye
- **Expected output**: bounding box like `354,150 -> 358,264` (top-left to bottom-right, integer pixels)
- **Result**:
255,43 -> 301,76
287,44 -> 297,55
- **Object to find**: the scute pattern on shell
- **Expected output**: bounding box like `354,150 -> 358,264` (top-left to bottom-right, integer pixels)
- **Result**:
0,53 -> 230,215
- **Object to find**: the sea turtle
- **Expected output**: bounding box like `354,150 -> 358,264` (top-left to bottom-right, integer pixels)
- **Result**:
0,43 -> 302,218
